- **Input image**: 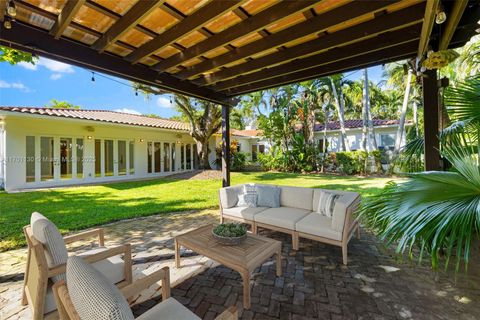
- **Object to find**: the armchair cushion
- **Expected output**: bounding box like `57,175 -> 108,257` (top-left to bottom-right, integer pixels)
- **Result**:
136,297 -> 201,320
222,206 -> 269,220
295,213 -> 342,241
31,212 -> 68,282
66,256 -> 134,320
254,207 -> 310,230
77,247 -> 125,285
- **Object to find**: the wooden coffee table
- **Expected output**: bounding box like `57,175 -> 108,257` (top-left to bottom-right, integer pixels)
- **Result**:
174,224 -> 282,309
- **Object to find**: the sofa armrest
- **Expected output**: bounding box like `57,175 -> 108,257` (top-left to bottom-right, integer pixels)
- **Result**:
331,193 -> 361,232
64,228 -> 105,246
121,267 -> 170,300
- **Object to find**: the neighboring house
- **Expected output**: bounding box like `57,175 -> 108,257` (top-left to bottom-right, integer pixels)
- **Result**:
209,128 -> 269,167
314,119 -> 412,152
0,107 -> 201,191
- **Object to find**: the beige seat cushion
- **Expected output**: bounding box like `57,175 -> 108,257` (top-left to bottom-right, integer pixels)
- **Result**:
279,186 -> 313,211
254,207 -> 310,230
295,213 -> 342,241
77,247 -> 125,285
222,206 -> 269,221
136,297 -> 200,320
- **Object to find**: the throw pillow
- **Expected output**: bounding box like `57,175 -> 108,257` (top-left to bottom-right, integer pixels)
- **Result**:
316,191 -> 339,218
257,185 -> 281,208
237,193 -> 258,207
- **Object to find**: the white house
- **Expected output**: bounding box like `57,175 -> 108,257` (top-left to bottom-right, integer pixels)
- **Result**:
314,119 -> 412,152
0,106 -> 203,192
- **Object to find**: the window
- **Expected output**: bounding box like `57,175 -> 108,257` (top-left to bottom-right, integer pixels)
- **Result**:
180,144 -> 185,170
164,143 -> 170,172
147,142 -> 153,173
26,136 -> 35,183
186,144 -> 192,170
118,140 -> 127,176
60,138 -> 72,179
129,141 -> 134,175
104,140 -> 114,176
259,145 -> 265,154
95,139 -> 101,177
76,138 -> 83,178
251,145 -> 258,161
40,137 -> 54,181
380,134 -> 395,148
171,144 -> 175,172
154,142 -> 161,173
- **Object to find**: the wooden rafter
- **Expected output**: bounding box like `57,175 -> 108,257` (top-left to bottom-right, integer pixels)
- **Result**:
439,0 -> 469,50
417,0 -> 440,58
1,22 -> 231,105
222,41 -> 419,96
210,24 -> 422,91
49,0 -> 85,39
92,0 -> 165,53
199,4 -> 425,88
151,1 -> 317,72
0,0 -> 7,22
175,0 -> 400,80
125,0 -> 245,64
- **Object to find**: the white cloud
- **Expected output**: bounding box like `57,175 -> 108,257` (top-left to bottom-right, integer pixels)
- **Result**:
0,80 -> 30,92
18,57 -> 74,74
114,108 -> 141,115
157,96 -> 172,108
50,73 -> 62,80
17,61 -> 37,70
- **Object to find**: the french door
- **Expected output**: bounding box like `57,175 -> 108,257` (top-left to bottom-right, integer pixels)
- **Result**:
94,139 -> 134,178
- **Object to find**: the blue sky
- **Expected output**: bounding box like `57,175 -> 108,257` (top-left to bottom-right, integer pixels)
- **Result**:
0,57 -> 384,118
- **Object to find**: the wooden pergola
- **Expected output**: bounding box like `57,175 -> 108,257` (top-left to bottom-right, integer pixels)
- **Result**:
1,0 -> 479,186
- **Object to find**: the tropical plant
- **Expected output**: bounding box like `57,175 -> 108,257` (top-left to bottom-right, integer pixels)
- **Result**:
359,144 -> 480,273
46,99 -> 80,109
0,46 -> 37,65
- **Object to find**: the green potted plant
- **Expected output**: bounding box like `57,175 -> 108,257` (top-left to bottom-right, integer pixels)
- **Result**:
212,223 -> 247,246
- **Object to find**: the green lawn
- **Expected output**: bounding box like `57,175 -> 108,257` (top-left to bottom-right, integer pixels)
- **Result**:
0,172 -> 394,251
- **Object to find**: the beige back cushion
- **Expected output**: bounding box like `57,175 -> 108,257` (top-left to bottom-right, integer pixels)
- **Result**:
219,185 -> 244,209
31,212 -> 68,282
66,256 -> 134,320
312,189 -> 360,232
279,186 -> 314,211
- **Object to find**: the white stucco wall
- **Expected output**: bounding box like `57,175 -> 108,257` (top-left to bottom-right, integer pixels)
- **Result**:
315,125 -> 409,152
1,113 -> 198,191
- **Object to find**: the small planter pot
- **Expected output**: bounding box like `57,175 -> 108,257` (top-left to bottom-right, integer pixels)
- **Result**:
212,231 -> 247,246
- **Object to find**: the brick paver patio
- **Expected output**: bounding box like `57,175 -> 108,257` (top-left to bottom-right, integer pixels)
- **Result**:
1,209 -> 479,320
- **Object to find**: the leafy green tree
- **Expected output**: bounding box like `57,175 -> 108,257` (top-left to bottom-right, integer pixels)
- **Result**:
0,46 -> 37,65
46,99 -> 80,109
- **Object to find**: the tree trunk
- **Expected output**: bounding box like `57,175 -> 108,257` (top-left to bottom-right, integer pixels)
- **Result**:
394,69 -> 413,153
367,105 -> 378,150
329,77 -> 350,151
194,137 -> 211,170
413,88 -> 419,137
321,105 -> 328,173
361,68 -> 369,151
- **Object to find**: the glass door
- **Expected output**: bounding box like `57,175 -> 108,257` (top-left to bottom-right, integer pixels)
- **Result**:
118,140 -> 127,176
40,137 -> 55,181
60,138 -> 73,179
104,140 -> 114,176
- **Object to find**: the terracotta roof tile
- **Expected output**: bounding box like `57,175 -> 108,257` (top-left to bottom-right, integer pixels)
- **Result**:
314,119 -> 410,131
0,106 -> 190,131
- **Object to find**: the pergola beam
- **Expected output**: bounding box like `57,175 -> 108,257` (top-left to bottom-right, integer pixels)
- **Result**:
175,0 -> 400,80
92,0 -> 164,53
438,0 -> 468,50
49,0 -> 85,39
125,0 -> 245,64
201,5 -> 425,89
2,22 -> 231,105
417,0 -> 440,58
151,1 -> 317,72
222,41 -> 418,96
211,25 -> 421,91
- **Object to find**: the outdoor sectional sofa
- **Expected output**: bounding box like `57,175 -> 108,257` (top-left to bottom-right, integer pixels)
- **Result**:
219,184 -> 361,265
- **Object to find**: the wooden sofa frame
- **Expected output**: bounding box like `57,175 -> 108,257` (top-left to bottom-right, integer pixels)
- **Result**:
52,266 -> 237,320
219,190 -> 361,265
22,226 -> 133,320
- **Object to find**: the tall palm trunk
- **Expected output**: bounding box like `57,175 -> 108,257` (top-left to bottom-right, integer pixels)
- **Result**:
329,77 -> 350,151
321,104 -> 329,173
412,88 -> 419,137
361,69 -> 369,151
367,104 -> 378,150
394,68 -> 413,153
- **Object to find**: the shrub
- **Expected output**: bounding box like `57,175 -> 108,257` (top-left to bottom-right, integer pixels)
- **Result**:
232,152 -> 248,171
213,223 -> 247,238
